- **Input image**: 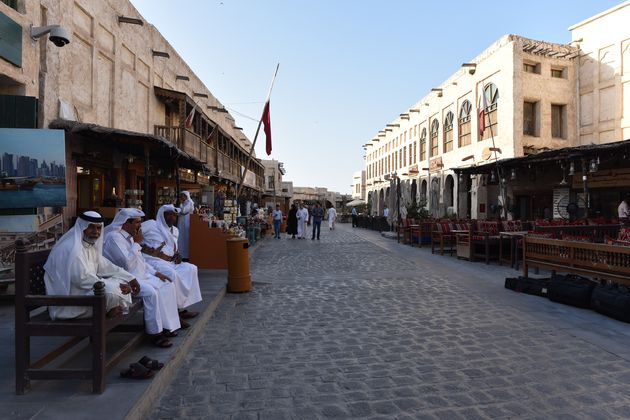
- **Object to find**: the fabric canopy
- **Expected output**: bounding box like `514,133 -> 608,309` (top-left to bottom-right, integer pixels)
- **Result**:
345,199 -> 365,207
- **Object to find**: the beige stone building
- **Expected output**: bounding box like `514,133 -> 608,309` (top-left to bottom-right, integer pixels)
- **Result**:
570,1 -> 630,144
364,2 -> 630,222
352,170 -> 365,201
365,34 -> 578,220
0,0 -> 264,228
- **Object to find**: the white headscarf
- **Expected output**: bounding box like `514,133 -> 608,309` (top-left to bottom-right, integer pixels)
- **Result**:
103,208 -> 145,240
181,191 -> 194,206
44,211 -> 104,296
142,204 -> 180,249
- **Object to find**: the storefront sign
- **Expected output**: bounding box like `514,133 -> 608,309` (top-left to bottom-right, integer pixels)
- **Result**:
572,169 -> 630,189
243,169 -> 256,188
429,157 -> 443,173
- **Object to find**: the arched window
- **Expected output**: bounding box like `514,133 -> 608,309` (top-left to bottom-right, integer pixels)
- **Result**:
420,128 -> 427,162
444,174 -> 455,208
443,111 -> 454,153
420,179 -> 427,204
430,119 -> 439,157
480,83 -> 499,140
459,100 -> 472,147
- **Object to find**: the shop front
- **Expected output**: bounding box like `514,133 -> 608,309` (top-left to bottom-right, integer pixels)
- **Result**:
455,139 -> 630,222
50,119 -> 207,225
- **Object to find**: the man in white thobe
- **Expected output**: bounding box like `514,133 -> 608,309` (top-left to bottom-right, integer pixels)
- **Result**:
141,205 -> 202,320
297,203 -> 308,239
44,211 -> 135,320
177,191 -> 195,261
327,206 -> 337,230
103,208 -> 181,347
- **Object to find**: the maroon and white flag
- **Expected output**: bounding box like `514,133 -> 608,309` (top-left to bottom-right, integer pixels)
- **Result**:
262,100 -> 272,155
184,107 -> 196,129
478,106 -> 485,136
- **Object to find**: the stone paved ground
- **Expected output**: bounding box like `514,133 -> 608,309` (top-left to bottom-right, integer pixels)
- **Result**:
152,224 -> 630,419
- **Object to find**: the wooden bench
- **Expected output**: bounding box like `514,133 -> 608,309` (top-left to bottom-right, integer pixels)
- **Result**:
14,239 -> 145,394
522,236 -> 630,285
533,223 -> 621,243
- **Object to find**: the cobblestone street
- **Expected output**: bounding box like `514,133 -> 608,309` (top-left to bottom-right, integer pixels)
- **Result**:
152,224 -> 630,419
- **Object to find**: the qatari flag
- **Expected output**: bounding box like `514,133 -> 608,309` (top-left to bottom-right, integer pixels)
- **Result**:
262,100 -> 272,155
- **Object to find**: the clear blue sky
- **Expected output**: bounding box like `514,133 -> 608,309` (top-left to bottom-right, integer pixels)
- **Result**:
131,0 -> 623,194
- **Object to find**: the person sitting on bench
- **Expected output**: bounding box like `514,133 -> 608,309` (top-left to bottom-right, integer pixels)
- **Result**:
103,208 -> 181,347
141,204 -> 202,324
44,211 -> 139,319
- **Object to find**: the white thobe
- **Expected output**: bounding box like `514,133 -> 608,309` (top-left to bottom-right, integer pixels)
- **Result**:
45,243 -> 133,320
142,223 -> 202,309
103,230 -> 181,334
178,200 -> 194,259
297,208 -> 308,238
619,200 -> 629,219
327,207 -> 337,229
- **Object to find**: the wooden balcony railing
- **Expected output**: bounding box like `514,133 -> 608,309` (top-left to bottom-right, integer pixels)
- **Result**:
154,125 -> 181,146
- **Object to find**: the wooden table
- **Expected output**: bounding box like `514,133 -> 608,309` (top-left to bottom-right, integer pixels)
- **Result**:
499,231 -> 529,269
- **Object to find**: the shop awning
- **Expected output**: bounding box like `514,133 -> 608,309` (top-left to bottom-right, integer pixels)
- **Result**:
454,138 -> 630,175
49,118 -> 208,171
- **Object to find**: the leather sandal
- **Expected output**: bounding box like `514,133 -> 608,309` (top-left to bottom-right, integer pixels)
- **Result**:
138,356 -> 164,371
120,362 -> 154,379
151,335 -> 172,348
179,310 -> 199,319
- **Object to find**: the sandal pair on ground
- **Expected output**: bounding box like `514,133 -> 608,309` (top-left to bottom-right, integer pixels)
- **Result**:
120,356 -> 163,379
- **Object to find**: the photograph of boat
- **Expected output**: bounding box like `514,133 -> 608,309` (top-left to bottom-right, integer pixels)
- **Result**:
0,129 -> 66,209
0,177 -> 39,191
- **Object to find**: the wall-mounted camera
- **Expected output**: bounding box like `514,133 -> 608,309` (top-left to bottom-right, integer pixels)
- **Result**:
31,25 -> 72,47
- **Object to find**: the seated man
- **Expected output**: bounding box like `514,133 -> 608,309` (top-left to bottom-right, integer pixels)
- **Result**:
140,204 -> 202,323
44,211 -> 138,319
103,208 -> 181,347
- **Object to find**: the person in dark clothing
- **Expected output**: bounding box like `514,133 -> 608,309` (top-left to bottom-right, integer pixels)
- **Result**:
287,204 -> 298,239
311,203 -> 325,240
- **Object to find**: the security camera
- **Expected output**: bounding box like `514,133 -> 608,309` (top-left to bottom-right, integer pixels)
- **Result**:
468,68 -> 476,75
31,25 -> 72,47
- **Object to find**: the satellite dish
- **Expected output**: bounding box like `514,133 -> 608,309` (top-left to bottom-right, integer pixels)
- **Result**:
481,147 -> 493,161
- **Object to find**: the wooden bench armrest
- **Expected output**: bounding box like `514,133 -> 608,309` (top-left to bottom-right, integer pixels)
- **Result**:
24,295 -> 104,307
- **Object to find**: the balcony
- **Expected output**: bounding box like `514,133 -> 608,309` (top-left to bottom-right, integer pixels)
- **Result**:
154,125 -> 207,162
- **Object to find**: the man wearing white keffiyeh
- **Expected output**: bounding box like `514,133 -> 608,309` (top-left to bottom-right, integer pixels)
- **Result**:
43,211 -> 136,320
103,208 -> 181,347
140,205 -> 202,322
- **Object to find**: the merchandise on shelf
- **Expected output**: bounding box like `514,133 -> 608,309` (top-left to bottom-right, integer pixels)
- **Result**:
125,189 -> 144,209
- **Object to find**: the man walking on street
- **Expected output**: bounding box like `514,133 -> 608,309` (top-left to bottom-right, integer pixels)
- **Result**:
272,204 -> 283,239
351,207 -> 358,227
311,203 -> 324,240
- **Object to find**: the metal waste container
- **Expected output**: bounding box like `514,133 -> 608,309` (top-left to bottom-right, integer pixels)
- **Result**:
226,237 -> 251,292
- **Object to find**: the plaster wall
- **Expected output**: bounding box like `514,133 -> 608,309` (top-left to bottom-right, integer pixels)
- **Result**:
570,1 -> 630,144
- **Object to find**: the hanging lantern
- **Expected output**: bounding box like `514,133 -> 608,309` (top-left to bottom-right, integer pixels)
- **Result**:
490,171 -> 496,183
568,161 -> 575,176
510,168 -> 516,181
589,158 -> 598,173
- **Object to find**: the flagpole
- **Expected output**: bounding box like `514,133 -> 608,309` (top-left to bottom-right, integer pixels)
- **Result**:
481,83 -> 505,220
235,63 -> 280,208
